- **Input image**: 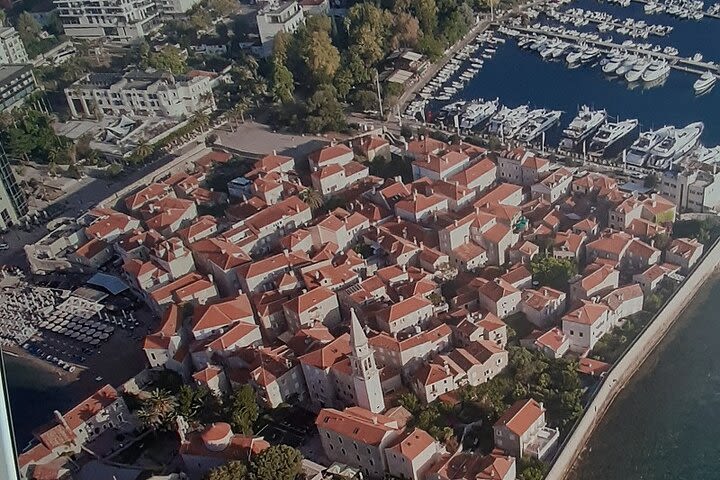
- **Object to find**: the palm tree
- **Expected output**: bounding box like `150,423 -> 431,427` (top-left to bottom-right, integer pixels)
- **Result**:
299,188 -> 324,211
134,141 -> 154,161
137,389 -> 177,431
191,112 -> 210,133
227,101 -> 249,131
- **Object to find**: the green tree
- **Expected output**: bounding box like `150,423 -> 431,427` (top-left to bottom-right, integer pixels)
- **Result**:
227,385 -> 258,435
250,445 -> 303,480
350,89 -> 379,112
16,13 -> 41,48
137,389 -> 177,431
391,12 -> 421,49
206,461 -> 248,480
412,0 -> 438,35
133,141 -> 155,161
398,392 -> 422,414
146,45 -> 187,74
345,4 -> 391,66
271,61 -> 295,104
107,163 -> 123,177
529,255 -> 577,291
302,29 -> 341,86
304,85 -> 345,133
299,188 -> 324,211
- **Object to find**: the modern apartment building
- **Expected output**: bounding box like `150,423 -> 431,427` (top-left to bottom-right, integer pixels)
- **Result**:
256,1 -> 305,57
0,64 -> 38,113
65,70 -> 215,118
659,167 -> 720,213
0,27 -> 29,64
0,143 -> 28,228
53,0 -> 160,43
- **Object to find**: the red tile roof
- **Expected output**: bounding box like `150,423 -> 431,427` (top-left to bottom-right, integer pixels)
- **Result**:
494,398 -> 544,436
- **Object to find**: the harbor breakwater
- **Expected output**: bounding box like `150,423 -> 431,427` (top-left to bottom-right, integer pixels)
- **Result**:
545,233 -> 720,480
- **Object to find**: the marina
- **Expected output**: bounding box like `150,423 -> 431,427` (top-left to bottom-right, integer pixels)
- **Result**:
403,0 -> 720,168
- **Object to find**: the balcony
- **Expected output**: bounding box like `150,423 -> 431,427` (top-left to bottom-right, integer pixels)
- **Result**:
524,426 -> 560,461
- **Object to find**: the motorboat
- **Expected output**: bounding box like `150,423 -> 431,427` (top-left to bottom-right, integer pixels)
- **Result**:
487,104 -> 530,135
646,122 -> 704,170
615,55 -> 639,76
624,126 -> 674,167
694,71 -> 717,94
625,57 -> 651,82
516,109 -> 563,143
459,98 -> 500,129
589,118 -> 639,156
559,106 -> 607,151
642,59 -> 671,82
602,54 -> 626,74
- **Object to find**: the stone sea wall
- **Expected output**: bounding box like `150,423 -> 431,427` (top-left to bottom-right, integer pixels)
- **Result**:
546,235 -> 720,480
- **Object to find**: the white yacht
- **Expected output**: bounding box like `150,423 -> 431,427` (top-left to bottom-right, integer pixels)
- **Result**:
589,118 -> 639,156
625,58 -> 651,82
694,71 -> 717,94
602,54 -> 626,74
560,106 -> 608,151
459,98 -> 500,129
516,110 -> 563,143
487,105 -> 530,135
646,122 -> 704,170
691,145 -> 720,164
624,126 -> 674,167
642,59 -> 671,82
615,55 -> 639,76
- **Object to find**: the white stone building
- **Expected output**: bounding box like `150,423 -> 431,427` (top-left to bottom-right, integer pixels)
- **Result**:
0,27 -> 29,64
256,1 -> 305,57
65,71 -> 215,119
54,0 -> 160,42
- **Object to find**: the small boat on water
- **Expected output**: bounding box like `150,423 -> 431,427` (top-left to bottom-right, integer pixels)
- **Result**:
694,71 -> 717,94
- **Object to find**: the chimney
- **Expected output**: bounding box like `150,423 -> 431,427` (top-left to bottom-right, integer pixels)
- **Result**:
272,149 -> 277,155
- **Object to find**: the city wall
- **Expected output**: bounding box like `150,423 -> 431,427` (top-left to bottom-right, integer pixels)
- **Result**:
546,235 -> 720,480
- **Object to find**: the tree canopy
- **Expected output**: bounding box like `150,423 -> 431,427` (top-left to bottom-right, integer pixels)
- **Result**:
250,445 -> 303,480
530,256 -> 577,291
226,385 -> 259,435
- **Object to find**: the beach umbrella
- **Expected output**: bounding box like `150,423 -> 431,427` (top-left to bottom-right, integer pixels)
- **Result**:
98,332 -> 109,340
90,339 -> 100,346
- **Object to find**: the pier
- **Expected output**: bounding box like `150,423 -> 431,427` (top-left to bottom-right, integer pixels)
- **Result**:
511,25 -> 720,76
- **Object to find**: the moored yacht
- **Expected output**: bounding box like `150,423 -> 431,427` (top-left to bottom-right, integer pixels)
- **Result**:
642,59 -> 671,82
615,55 -> 639,76
646,122 -> 704,170
624,126 -> 674,167
694,71 -> 717,94
589,118 -> 639,156
487,104 -> 530,135
560,106 -> 607,151
625,57 -> 651,82
516,109 -> 563,143
459,98 -> 500,129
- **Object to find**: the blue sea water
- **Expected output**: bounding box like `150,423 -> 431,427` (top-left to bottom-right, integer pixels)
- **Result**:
570,277 -> 720,479
4,354 -> 74,448
447,0 -> 720,146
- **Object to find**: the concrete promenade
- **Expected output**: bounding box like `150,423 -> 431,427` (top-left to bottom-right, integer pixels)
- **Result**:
546,235 -> 720,480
